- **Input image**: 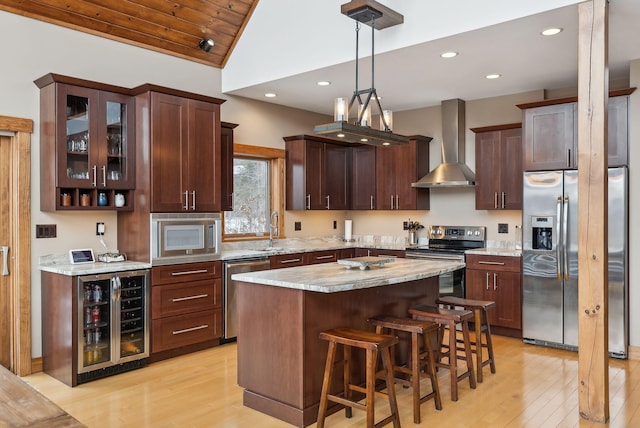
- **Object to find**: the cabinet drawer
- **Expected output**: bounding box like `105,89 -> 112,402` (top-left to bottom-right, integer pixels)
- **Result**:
466,254 -> 521,272
151,278 -> 221,319
151,261 -> 221,285
270,253 -> 305,269
151,309 -> 221,353
304,250 -> 338,265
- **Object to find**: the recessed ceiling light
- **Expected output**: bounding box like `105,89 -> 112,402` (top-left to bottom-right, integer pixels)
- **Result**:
264,93 -> 276,98
441,51 -> 458,59
541,27 -> 563,36
486,74 -> 501,80
317,81 -> 331,86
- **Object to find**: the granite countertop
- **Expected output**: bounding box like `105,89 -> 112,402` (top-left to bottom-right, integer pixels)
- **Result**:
39,254 -> 151,276
232,258 -> 464,293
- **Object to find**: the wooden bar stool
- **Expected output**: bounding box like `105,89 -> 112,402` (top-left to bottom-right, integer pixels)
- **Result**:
408,305 -> 476,402
437,296 -> 497,383
317,327 -> 401,428
367,315 -> 442,424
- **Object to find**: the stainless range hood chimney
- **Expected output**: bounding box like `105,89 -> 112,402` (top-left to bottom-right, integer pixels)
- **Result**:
412,99 -> 475,188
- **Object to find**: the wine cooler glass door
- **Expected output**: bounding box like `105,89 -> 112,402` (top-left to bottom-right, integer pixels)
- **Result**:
77,274 -> 114,373
117,270 -> 150,361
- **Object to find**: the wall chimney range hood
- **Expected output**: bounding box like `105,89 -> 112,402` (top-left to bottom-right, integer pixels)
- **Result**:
412,98 -> 476,188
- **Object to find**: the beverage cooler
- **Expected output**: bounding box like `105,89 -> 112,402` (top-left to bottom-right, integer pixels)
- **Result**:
77,269 -> 150,383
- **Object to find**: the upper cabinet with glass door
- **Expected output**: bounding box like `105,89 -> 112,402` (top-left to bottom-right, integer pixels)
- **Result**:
35,74 -> 135,210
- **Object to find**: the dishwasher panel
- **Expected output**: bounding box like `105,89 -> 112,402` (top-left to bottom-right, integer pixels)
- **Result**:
223,258 -> 270,341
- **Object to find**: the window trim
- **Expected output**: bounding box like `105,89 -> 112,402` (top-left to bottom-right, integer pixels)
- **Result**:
222,143 -> 285,242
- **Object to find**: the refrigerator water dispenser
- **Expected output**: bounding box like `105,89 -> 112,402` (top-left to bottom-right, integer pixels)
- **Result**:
531,216 -> 554,250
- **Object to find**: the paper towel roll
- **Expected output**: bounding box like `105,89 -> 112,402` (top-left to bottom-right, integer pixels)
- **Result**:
344,220 -> 353,241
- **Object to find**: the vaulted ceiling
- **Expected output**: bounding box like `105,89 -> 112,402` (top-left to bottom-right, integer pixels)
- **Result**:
0,0 -> 258,68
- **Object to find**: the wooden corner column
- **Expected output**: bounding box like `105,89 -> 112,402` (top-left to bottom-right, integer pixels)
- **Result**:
577,0 -> 609,422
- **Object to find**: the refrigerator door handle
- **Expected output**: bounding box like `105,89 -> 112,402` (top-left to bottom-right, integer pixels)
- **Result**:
563,196 -> 569,281
556,196 -> 563,279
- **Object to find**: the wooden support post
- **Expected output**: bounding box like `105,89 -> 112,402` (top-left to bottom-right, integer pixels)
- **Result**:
577,0 -> 609,423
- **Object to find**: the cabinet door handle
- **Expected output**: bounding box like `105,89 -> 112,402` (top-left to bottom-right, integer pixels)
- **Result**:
92,165 -> 97,187
1,246 -> 8,276
101,165 -> 107,187
567,149 -> 572,168
493,272 -> 497,290
390,195 -> 394,210
395,194 -> 399,210
170,269 -> 209,276
325,195 -> 330,210
485,272 -> 489,290
501,192 -> 506,209
370,195 -> 374,210
192,190 -> 196,210
183,191 -> 189,210
306,194 -> 311,210
478,261 -> 505,266
280,258 -> 302,264
315,255 -> 334,260
172,324 -> 209,335
172,293 -> 209,302
494,192 -> 498,209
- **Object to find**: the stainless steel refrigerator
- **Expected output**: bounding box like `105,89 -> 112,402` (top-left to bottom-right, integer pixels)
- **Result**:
522,167 -> 628,358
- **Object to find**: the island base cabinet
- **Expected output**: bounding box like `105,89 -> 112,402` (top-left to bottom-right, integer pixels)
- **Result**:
236,277 -> 438,427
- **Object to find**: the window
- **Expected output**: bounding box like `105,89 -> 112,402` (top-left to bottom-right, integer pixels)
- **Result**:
223,144 -> 285,240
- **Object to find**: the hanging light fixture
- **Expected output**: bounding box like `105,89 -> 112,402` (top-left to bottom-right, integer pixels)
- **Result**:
314,0 -> 408,146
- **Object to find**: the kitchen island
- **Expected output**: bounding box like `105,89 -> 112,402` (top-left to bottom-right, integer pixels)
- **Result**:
233,257 -> 464,427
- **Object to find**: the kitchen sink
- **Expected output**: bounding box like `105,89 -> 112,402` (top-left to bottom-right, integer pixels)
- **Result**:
258,247 -> 284,252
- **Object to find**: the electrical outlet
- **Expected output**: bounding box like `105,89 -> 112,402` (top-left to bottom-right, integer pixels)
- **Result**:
96,222 -> 105,235
403,221 -> 409,230
333,220 -> 337,229
294,221 -> 302,231
498,223 -> 508,233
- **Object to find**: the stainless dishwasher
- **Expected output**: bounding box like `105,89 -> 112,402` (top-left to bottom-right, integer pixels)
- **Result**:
223,257 -> 270,341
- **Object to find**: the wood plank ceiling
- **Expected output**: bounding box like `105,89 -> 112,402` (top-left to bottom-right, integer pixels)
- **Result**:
0,0 -> 259,68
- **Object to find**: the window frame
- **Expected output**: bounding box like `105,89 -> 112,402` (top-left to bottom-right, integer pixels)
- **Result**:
222,143 -> 285,242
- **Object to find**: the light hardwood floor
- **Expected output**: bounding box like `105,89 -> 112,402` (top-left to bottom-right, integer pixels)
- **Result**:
22,336 -> 640,427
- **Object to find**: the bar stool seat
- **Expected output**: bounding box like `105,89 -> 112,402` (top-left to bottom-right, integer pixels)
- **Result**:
408,305 -> 476,401
367,315 -> 442,424
437,296 -> 497,383
317,327 -> 401,428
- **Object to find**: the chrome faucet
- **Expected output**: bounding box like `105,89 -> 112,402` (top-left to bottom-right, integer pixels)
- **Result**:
269,210 -> 279,248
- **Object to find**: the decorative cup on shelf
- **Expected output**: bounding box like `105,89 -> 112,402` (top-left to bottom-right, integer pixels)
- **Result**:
61,193 -> 71,206
115,193 -> 125,207
98,192 -> 108,206
80,193 -> 91,207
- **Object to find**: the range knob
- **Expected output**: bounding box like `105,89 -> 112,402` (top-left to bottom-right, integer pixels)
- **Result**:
475,230 -> 481,236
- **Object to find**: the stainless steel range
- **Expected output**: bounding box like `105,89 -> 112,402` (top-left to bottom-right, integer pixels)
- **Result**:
406,225 -> 486,297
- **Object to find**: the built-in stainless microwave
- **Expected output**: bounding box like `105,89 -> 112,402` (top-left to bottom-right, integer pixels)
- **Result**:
150,213 -> 221,265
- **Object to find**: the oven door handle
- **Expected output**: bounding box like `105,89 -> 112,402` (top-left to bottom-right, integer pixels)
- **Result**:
405,253 -> 464,262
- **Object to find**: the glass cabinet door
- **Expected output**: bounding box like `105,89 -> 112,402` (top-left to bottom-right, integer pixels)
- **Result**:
77,275 -> 113,372
58,85 -> 98,188
100,92 -> 135,189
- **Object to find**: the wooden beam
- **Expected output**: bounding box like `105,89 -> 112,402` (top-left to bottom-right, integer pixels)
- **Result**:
577,0 -> 609,422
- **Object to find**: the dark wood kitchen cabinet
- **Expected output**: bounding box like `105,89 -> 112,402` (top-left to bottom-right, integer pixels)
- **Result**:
221,121 -> 238,212
146,91 -> 222,212
518,89 -> 633,171
471,124 -> 522,210
150,261 -> 222,361
466,254 -> 521,337
375,135 -> 431,210
350,145 -> 377,210
35,74 -> 135,211
284,135 -> 349,210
